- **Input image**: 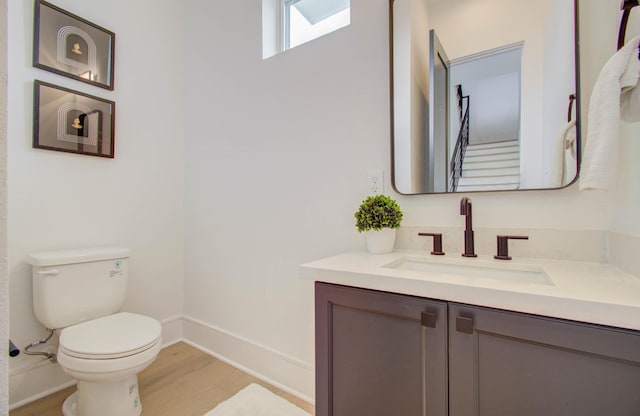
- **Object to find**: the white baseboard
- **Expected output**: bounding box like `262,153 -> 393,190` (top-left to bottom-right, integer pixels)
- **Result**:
9,363 -> 75,410
182,315 -> 314,404
159,314 -> 183,347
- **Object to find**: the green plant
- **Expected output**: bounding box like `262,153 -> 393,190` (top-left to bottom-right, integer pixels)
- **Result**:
354,195 -> 403,232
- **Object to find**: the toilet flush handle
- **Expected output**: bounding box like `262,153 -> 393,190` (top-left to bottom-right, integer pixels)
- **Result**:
37,269 -> 60,276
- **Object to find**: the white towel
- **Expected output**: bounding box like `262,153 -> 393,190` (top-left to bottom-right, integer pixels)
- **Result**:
579,35 -> 640,190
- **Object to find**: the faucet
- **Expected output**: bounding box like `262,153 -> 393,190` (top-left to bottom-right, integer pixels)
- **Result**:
460,197 -> 477,257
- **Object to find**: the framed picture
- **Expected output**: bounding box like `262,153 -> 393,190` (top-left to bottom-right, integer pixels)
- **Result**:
34,0 -> 115,90
34,80 -> 116,158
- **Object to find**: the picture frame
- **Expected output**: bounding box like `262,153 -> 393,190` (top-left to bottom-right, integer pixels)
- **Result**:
34,0 -> 115,90
34,80 -> 116,158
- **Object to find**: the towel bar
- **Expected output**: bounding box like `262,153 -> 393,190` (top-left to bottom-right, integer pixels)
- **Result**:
567,94 -> 576,122
618,0 -> 639,50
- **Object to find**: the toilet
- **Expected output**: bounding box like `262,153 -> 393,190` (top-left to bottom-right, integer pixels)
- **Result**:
28,247 -> 162,416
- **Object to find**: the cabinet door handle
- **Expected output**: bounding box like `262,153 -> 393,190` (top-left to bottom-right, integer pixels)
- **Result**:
456,316 -> 474,334
421,312 -> 437,328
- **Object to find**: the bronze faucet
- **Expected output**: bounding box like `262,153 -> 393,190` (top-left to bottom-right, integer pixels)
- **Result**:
460,197 -> 477,257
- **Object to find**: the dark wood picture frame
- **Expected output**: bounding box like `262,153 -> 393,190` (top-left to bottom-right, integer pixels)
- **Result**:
34,0 -> 115,90
34,80 -> 116,158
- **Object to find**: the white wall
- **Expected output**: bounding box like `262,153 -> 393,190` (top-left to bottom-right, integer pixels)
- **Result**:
449,46 -> 522,150
614,122 -> 640,234
465,72 -> 521,144
1,0 -> 8,413
7,0 -> 185,405
182,0 -> 389,399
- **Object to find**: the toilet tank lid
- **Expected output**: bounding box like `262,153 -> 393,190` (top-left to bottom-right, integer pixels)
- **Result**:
27,247 -> 131,266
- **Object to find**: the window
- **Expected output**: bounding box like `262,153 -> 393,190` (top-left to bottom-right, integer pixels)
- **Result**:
284,0 -> 350,50
263,0 -> 350,58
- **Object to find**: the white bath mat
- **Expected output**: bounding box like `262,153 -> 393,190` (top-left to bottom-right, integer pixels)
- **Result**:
203,383 -> 311,416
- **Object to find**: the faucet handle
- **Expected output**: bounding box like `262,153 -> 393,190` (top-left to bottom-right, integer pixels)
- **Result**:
494,235 -> 529,260
418,232 -> 445,255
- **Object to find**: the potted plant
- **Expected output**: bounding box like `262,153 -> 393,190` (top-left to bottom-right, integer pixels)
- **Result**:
354,195 -> 403,254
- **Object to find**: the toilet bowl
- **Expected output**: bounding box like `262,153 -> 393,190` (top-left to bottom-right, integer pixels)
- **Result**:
27,247 -> 162,416
57,312 -> 162,416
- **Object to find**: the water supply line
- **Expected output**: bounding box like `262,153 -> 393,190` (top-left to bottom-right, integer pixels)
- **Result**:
24,329 -> 57,363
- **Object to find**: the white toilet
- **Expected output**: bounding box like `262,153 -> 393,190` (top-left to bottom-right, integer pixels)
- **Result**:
28,247 -> 162,416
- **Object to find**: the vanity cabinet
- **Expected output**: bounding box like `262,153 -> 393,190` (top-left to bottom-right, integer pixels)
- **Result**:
315,282 -> 640,416
449,303 -> 640,416
315,282 -> 448,416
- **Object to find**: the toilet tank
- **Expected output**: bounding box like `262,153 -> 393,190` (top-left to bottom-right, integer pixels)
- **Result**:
28,247 -> 131,329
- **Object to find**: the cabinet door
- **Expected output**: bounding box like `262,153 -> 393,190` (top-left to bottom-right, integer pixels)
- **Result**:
449,303 -> 640,416
315,282 -> 447,416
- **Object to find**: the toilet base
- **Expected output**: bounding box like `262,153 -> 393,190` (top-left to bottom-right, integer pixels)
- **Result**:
62,375 -> 142,416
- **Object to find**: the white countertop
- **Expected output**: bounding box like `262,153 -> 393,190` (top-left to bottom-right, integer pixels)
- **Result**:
301,250 -> 640,331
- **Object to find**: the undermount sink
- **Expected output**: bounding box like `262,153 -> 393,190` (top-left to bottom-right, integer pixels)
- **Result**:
383,256 -> 553,285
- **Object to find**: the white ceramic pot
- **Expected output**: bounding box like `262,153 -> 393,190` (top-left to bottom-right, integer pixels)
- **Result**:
365,228 -> 397,254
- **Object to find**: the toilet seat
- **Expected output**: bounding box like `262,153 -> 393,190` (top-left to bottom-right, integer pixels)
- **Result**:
59,312 -> 161,360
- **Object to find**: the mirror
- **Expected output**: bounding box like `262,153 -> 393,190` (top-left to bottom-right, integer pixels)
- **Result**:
391,0 -> 579,194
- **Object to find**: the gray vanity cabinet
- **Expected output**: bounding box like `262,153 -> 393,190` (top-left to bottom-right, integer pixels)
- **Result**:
316,282 -> 640,416
449,303 -> 640,416
315,282 -> 448,416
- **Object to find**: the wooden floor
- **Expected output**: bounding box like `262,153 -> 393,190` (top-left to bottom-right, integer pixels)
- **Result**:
10,342 -> 314,416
